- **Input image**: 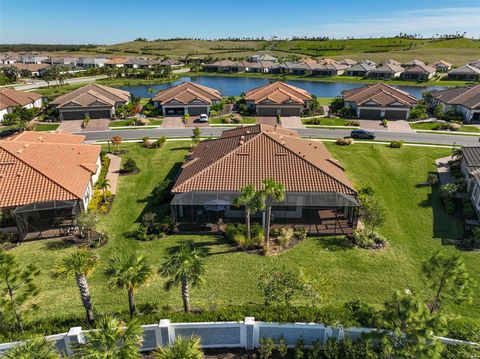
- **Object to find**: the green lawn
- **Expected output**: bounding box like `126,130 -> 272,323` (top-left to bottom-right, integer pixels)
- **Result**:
109,119 -> 163,127
411,122 -> 480,133
6,142 -> 480,327
302,117 -> 353,126
34,123 -> 60,132
208,116 -> 256,125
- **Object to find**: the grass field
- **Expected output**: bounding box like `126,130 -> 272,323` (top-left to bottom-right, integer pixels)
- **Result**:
34,123 -> 60,131
410,122 -> 480,133
208,116 -> 256,125
6,141 -> 480,326
302,117 -> 352,126
46,38 -> 480,67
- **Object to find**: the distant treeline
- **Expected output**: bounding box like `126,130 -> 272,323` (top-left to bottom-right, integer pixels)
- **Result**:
0,44 -> 99,52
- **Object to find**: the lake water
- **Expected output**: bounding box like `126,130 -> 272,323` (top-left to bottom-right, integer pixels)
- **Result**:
119,76 -> 446,99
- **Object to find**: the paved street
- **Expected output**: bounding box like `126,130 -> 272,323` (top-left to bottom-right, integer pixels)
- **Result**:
81,126 -> 479,146
12,75 -> 109,91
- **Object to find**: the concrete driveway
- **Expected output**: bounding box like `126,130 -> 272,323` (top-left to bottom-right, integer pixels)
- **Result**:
255,117 -> 278,126
359,120 -> 414,133
280,116 -> 304,129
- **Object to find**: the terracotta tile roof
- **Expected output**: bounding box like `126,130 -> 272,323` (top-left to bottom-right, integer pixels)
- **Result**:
245,81 -> 312,105
153,82 -> 221,105
0,133 -> 100,208
172,125 -> 356,195
105,57 -> 128,65
50,83 -> 130,108
429,84 -> 480,109
342,83 -> 417,107
0,88 -> 42,111
8,131 -> 86,144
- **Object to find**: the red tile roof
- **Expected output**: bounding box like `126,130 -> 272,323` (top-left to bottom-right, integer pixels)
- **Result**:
0,133 -> 100,208
172,125 -> 356,195
0,88 -> 42,111
153,82 -> 221,105
245,81 -> 312,105
342,83 -> 417,107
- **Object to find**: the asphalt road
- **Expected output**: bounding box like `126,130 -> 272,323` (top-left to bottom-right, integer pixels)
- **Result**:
81,127 -> 479,146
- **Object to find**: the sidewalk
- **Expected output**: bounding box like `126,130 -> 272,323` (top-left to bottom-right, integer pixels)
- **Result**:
105,154 -> 121,195
435,156 -> 454,185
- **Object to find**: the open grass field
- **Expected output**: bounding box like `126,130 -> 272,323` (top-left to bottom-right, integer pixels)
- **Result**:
6,141 -> 480,328
410,122 -> 480,133
47,37 -> 480,67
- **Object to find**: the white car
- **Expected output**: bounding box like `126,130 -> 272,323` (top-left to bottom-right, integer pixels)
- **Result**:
199,114 -> 208,122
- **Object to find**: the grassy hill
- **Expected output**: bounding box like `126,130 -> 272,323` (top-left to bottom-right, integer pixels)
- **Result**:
65,37 -> 480,66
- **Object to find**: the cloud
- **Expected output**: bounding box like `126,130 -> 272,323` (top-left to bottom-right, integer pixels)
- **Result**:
284,7 -> 480,38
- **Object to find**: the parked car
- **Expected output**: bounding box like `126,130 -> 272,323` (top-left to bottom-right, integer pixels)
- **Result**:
0,128 -> 24,139
350,129 -> 375,139
199,114 -> 208,123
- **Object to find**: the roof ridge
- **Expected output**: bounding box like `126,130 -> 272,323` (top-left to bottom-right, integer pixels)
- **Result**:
0,144 -> 80,199
262,132 -> 355,192
449,84 -> 480,103
172,132 -> 262,192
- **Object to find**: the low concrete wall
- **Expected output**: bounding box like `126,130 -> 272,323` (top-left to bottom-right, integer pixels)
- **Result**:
0,318 -> 478,356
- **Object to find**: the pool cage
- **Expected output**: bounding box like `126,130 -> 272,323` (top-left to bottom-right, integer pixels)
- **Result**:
13,200 -> 81,240
171,191 -> 360,234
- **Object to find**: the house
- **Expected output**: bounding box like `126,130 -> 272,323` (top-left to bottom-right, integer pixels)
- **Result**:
124,58 -> 157,69
1,63 -> 50,77
345,63 -> 375,77
381,59 -> 402,67
342,83 -> 417,120
76,57 -> 108,68
339,58 -> 357,66
43,57 -> 79,66
433,60 -> 452,72
427,84 -> 480,123
20,55 -> 49,64
368,64 -> 405,80
152,82 -> 222,116
50,83 -> 131,120
448,65 -> 480,81
403,59 -> 425,68
460,147 -> 480,218
0,132 -> 101,239
361,59 -> 377,67
312,63 -> 349,77
283,62 -> 312,76
204,60 -> 246,73
158,59 -> 183,67
469,60 -> 480,69
247,54 -> 278,63
400,63 -> 436,81
0,88 -> 43,122
105,57 -> 128,67
0,54 -> 20,64
170,125 -> 359,234
244,81 -> 312,117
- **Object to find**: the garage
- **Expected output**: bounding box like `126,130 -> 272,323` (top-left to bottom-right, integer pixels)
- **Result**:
89,109 -> 112,119
61,111 -> 86,120
472,112 -> 480,122
188,107 -> 209,116
384,109 -> 408,120
280,107 -> 301,116
257,107 -> 278,116
359,109 -> 382,120
164,107 -> 185,116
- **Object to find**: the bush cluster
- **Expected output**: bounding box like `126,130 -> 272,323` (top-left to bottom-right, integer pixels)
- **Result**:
225,223 -> 264,249
87,190 -> 113,214
336,138 -> 354,146
352,228 -> 387,249
389,140 -> 403,148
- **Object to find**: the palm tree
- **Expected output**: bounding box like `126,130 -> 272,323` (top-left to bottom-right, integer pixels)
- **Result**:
233,184 -> 264,240
51,248 -> 99,324
72,315 -> 143,358
153,336 -> 202,359
147,87 -> 156,98
105,253 -> 154,317
3,337 -> 60,359
159,241 -> 206,313
261,179 -> 285,248
452,147 -> 463,160
96,178 -> 111,203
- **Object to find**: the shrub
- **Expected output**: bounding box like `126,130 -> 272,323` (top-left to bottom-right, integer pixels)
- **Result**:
250,223 -> 264,243
389,140 -> 403,148
225,223 -> 246,241
159,216 -> 174,234
427,173 -> 439,186
155,136 -> 167,148
81,116 -> 90,128
294,227 -> 308,241
258,338 -> 275,359
136,117 -> 150,126
87,190 -> 112,214
346,120 -> 360,126
450,123 -> 461,131
352,228 -> 387,249
153,335 -> 202,359
294,337 -> 305,359
209,109 -> 219,117
142,136 -> 150,148
122,158 -> 138,173
381,119 -> 388,127
135,225 -> 155,241
183,114 -> 190,122
152,178 -> 173,205
336,138 -> 353,146
277,227 -> 294,247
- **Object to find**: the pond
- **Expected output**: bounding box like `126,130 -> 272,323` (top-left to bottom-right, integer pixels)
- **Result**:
119,76 -> 446,99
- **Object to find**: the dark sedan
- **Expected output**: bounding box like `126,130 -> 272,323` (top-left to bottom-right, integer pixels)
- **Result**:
350,129 -> 375,140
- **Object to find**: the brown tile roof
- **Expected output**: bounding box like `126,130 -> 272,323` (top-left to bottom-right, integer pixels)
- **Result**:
342,83 -> 417,107
0,133 -> 100,208
50,83 -> 130,108
1,63 -> 50,72
0,88 -> 42,111
105,57 -> 128,65
434,60 -> 452,67
8,131 -> 86,144
172,125 -> 356,195
245,81 -> 312,105
429,84 -> 480,109
369,63 -> 405,74
403,63 -> 436,74
153,82 -> 221,105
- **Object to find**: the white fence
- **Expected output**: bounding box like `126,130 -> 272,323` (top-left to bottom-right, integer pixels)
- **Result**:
0,317 -> 478,356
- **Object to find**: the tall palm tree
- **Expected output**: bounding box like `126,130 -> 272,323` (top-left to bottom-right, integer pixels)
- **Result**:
72,315 -> 143,359
3,337 -> 60,359
261,179 -> 285,248
52,248 -> 99,324
159,241 -> 206,313
147,87 -> 156,98
105,253 -> 154,317
96,178 -> 111,203
233,184 -> 264,240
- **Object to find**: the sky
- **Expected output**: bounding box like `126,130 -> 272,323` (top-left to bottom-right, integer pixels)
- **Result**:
1,0 -> 480,44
